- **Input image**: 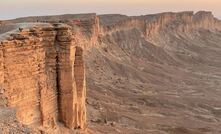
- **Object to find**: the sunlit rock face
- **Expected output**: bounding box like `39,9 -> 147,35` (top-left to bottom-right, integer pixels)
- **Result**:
0,23 -> 88,133
87,12 -> 221,133
0,11 -> 221,133
99,11 -> 221,38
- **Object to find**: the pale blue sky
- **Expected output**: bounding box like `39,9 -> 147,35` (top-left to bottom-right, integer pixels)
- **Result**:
0,0 -> 220,20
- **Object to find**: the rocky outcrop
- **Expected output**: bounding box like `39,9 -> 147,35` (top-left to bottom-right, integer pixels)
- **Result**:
0,23 -> 87,132
86,12 -> 221,134
99,11 -> 221,38
55,25 -> 86,129
70,15 -> 100,49
0,11 -> 221,133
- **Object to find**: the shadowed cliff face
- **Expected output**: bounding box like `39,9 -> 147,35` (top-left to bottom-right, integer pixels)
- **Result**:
0,11 -> 221,134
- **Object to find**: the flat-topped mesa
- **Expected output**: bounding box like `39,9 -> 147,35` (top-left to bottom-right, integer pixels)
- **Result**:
0,11 -> 221,133
145,11 -> 221,37
0,23 -> 87,132
99,11 -> 221,38
99,12 -> 178,34
100,17 -> 146,34
192,11 -> 217,30
144,11 -> 193,36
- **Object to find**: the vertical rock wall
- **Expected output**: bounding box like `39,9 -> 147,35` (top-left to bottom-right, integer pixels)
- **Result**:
0,24 -> 87,131
0,41 -> 5,106
56,25 -> 77,128
56,25 -> 86,129
2,36 -> 45,125
74,46 -> 86,129
39,27 -> 58,128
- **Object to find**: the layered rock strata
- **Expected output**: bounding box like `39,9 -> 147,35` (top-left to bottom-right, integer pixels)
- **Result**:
0,11 -> 221,133
0,24 -> 87,131
100,11 -> 221,37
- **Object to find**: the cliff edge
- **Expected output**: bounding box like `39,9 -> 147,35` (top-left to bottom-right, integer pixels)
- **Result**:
0,11 -> 221,133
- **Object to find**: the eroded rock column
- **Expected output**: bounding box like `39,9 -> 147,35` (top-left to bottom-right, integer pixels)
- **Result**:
55,25 -> 77,128
74,46 -> 86,129
56,25 -> 86,129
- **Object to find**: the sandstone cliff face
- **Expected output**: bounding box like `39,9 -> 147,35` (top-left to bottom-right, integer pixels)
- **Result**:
86,12 -> 221,134
0,23 -> 87,132
0,11 -> 221,134
99,11 -> 221,38
70,15 -> 100,49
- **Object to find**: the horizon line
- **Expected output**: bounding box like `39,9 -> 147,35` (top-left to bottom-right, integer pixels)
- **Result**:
1,10 -> 221,21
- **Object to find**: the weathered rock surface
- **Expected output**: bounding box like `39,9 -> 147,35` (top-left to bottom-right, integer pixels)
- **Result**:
87,11 -> 221,133
0,23 -> 88,133
100,11 -> 221,37
0,11 -> 221,134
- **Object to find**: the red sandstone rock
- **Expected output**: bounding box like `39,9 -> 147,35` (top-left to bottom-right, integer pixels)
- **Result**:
0,11 -> 221,134
0,23 -> 87,133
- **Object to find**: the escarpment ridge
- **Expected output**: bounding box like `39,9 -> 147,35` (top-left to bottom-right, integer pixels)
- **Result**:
99,11 -> 221,36
0,11 -> 221,133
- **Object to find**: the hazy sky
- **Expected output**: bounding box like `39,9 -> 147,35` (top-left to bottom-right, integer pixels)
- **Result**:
0,0 -> 221,20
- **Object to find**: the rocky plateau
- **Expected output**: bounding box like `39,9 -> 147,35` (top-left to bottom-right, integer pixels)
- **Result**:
0,11 -> 221,134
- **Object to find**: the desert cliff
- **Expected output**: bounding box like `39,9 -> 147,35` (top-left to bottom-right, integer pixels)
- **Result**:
0,23 -> 88,133
0,11 -> 221,133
